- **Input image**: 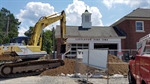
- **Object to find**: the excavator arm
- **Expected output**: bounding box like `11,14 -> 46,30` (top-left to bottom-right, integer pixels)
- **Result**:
28,10 -> 66,49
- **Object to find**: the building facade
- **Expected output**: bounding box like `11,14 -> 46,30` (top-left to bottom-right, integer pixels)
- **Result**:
111,8 -> 150,55
55,9 -> 126,58
55,8 -> 150,59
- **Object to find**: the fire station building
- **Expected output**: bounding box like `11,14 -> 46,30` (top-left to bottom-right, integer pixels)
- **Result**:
55,8 -> 150,58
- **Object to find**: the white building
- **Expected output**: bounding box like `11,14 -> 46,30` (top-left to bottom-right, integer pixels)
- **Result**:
55,9 -> 126,58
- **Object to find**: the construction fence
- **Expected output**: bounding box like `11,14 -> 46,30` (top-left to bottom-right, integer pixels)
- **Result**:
73,49 -> 129,84
108,49 -> 137,62
63,49 -> 137,62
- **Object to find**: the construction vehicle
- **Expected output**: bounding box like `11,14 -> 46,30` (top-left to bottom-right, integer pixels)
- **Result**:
128,34 -> 150,84
0,10 -> 66,77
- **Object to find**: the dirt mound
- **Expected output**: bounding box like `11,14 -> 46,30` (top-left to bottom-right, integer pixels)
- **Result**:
108,54 -> 122,62
40,54 -> 128,76
40,59 -> 99,76
108,54 -> 128,75
40,59 -> 76,76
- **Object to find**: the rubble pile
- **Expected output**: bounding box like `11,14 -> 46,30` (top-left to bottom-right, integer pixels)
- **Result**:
40,54 -> 128,76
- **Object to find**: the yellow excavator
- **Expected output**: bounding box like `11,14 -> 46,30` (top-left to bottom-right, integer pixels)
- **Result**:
0,10 -> 66,77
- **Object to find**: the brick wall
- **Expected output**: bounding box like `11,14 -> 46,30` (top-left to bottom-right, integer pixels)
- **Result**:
117,19 -> 150,49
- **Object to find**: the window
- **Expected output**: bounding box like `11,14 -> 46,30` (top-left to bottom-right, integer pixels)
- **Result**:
136,21 -> 144,32
85,15 -> 90,22
66,43 -> 89,57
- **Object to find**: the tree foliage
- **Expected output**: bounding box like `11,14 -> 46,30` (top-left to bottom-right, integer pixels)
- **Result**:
42,29 -> 56,54
24,26 -> 34,37
0,7 -> 21,44
42,30 -> 53,54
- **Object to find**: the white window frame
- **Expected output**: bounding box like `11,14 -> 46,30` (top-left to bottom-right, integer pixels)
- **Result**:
135,21 -> 144,32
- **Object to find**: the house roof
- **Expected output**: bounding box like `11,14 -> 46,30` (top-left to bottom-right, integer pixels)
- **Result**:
111,8 -> 150,26
126,8 -> 150,18
55,25 -> 126,38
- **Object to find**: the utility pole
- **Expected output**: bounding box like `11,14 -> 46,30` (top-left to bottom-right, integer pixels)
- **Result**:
6,17 -> 10,36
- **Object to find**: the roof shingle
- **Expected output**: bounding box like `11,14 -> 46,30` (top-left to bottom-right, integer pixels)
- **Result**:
126,8 -> 150,18
55,25 -> 125,38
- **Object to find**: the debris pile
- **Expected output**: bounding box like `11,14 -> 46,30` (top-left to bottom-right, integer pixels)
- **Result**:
40,54 -> 128,76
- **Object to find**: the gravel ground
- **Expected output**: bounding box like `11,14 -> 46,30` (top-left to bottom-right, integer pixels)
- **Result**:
0,76 -> 129,84
82,78 -> 128,84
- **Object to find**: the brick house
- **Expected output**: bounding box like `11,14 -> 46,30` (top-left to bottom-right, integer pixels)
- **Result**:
111,8 -> 150,55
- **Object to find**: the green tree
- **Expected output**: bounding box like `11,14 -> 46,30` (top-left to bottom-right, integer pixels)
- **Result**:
3,36 -> 9,43
24,26 -> 34,37
42,30 -> 53,54
0,7 -> 21,44
0,36 -> 3,44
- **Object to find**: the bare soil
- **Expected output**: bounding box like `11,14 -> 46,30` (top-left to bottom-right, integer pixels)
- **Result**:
108,54 -> 128,76
40,54 -> 128,76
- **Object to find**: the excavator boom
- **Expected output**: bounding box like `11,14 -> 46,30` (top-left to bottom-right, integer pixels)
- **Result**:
29,10 -> 66,48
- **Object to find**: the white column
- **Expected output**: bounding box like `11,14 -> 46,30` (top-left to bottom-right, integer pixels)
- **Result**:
89,42 -> 94,49
117,42 -> 122,60
117,42 -> 121,52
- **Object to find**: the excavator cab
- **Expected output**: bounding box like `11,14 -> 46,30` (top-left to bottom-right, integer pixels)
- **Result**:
10,36 -> 30,45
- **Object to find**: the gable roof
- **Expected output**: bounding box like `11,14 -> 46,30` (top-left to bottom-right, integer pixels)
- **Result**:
55,25 -> 126,39
111,8 -> 150,26
126,8 -> 150,18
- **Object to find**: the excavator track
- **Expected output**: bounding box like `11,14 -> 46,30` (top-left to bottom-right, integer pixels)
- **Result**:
0,59 -> 64,78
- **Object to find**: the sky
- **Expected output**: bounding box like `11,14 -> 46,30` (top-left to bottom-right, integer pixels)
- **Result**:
0,0 -> 150,36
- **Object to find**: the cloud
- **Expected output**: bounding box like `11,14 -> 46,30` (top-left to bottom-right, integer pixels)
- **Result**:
17,2 -> 55,24
66,0 -> 103,26
103,0 -> 150,9
18,26 -> 29,36
17,1 -> 103,36
16,2 -> 57,36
